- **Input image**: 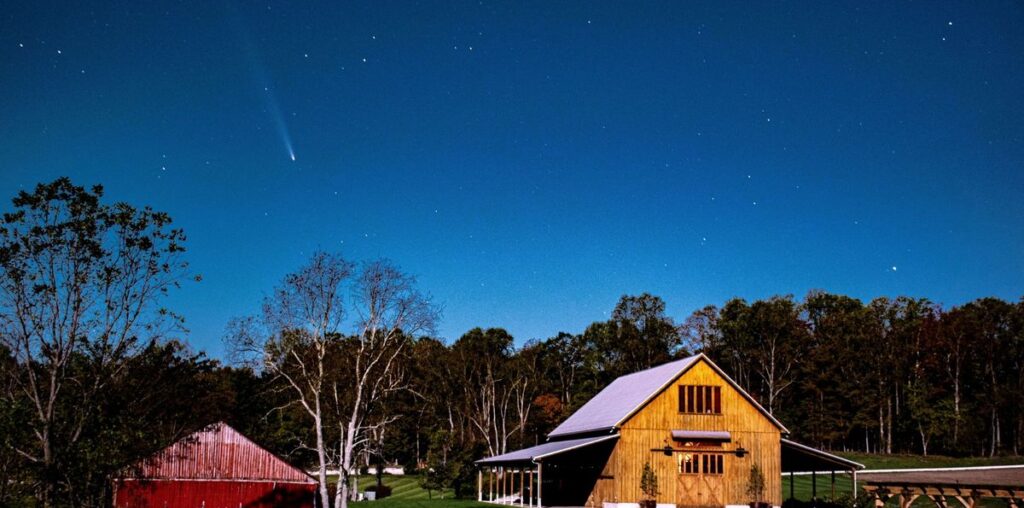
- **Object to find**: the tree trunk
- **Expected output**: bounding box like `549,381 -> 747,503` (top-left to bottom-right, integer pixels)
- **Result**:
919,423 -> 929,456
335,414 -> 360,508
42,423 -> 52,508
953,364 -> 961,447
315,410 -> 330,508
885,396 -> 893,454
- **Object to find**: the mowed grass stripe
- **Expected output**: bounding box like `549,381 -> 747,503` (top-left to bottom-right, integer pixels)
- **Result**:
353,475 -> 453,500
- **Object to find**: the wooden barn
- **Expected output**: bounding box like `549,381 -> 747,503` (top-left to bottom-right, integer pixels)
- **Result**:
114,422 -> 317,508
477,354 -> 862,508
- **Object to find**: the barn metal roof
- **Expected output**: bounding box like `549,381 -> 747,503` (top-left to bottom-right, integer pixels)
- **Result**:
121,422 -> 316,483
548,354 -> 788,438
548,356 -> 700,438
475,434 -> 620,465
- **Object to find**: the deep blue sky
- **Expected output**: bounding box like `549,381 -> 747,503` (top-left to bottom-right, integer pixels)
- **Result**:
2,1 -> 1022,358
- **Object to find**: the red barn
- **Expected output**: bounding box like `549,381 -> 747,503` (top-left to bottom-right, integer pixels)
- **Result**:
114,422 -> 317,508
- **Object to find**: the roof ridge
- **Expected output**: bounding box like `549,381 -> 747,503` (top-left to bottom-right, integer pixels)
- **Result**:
548,353 -> 789,438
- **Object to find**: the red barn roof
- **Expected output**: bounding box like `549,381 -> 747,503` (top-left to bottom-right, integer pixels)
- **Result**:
124,422 -> 314,484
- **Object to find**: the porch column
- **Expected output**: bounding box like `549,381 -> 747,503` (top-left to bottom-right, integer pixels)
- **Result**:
519,468 -> 525,506
478,469 -> 483,502
490,468 -> 495,502
789,471 -> 794,500
529,466 -> 534,508
812,471 -> 817,502
537,462 -> 543,508
831,471 -> 836,500
851,469 -> 857,498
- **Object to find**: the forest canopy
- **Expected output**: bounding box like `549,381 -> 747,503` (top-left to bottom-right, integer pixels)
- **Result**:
1,179 -> 1022,507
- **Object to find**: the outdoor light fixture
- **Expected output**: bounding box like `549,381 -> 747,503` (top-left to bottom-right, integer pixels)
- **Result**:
652,443 -> 748,458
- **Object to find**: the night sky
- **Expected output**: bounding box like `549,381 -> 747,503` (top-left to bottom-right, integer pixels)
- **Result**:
2,1 -> 1022,358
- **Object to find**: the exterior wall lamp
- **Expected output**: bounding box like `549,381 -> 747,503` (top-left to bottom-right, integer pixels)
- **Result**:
652,443 -> 747,457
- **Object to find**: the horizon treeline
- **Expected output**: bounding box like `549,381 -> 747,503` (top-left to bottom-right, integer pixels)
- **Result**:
360,291 -> 1024,499
1,179 -> 1022,507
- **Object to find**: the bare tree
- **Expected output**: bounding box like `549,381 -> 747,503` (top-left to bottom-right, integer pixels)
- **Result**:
228,251 -> 353,508
333,260 -> 438,508
0,178 -> 190,507
452,328 -> 527,458
511,342 -> 542,448
682,305 -> 721,355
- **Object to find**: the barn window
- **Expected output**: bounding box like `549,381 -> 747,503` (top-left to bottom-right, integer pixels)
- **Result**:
678,385 -> 722,414
704,453 -> 724,475
678,453 -> 723,475
679,453 -> 697,474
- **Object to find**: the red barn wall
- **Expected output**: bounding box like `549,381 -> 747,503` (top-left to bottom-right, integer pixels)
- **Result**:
114,479 -> 316,508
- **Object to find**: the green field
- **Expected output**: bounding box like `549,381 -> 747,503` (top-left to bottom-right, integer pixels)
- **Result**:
838,452 -> 1024,471
349,453 -> 1024,508
784,452 -> 1024,502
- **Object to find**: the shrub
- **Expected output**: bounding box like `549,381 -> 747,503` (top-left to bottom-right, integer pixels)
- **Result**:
640,461 -> 659,499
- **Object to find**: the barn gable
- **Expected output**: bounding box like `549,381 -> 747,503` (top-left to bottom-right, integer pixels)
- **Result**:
549,354 -> 787,439
123,422 -> 314,483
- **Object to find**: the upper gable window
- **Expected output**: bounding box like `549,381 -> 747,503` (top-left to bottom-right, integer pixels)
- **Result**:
678,385 -> 721,414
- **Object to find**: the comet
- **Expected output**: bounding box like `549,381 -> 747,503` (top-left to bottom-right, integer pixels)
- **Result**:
229,4 -> 297,162
262,84 -> 297,162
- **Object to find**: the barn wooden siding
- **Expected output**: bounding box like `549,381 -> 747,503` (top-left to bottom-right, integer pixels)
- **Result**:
114,423 -> 316,508
114,480 -> 316,508
124,423 -> 313,482
587,360 -> 782,507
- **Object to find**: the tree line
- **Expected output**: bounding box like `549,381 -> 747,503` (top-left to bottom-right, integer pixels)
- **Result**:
1,178 -> 1022,507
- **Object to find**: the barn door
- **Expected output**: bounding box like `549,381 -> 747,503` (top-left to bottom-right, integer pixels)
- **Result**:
677,452 -> 725,508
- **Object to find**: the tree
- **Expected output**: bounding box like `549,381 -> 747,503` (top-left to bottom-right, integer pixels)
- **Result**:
228,251 -> 353,508
800,291 -> 873,449
746,463 -> 766,504
452,328 -> 518,457
334,260 -> 439,508
587,293 -> 683,382
640,461 -> 659,503
0,178 -> 192,507
682,305 -> 721,355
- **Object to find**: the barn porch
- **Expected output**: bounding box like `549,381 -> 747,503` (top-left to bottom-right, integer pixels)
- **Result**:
781,439 -> 865,502
475,434 -> 619,507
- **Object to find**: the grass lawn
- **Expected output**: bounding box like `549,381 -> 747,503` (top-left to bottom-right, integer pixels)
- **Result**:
346,453 -> 1024,508
352,500 -> 492,508
836,452 -> 1024,470
347,475 -> 486,508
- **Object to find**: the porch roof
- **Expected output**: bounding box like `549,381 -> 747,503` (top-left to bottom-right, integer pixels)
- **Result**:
475,434 -> 619,466
781,438 -> 865,472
